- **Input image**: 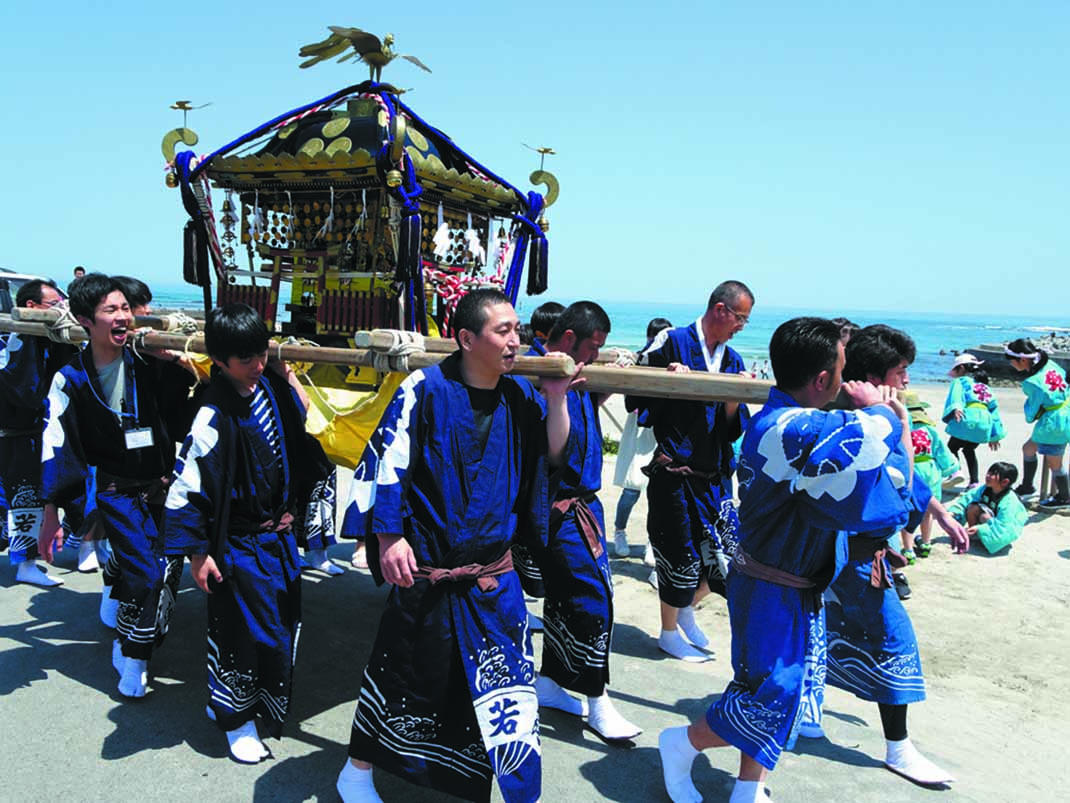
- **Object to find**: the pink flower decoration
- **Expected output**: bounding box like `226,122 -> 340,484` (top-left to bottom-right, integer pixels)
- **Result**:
1045,370 -> 1068,393
911,429 -> 932,455
973,383 -> 992,402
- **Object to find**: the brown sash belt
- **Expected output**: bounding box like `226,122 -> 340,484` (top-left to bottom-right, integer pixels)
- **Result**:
97,473 -> 170,505
641,451 -> 720,483
734,550 -> 816,590
847,536 -> 908,589
552,495 -> 604,559
415,549 -> 514,592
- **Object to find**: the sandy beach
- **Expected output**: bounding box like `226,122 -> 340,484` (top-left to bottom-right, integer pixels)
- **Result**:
1,383 -> 1067,802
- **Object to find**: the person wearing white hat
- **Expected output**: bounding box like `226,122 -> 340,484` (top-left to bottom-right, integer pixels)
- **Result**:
943,356 -> 1006,489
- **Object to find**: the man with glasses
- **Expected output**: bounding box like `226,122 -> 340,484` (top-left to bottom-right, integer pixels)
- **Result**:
625,280 -> 754,662
0,280 -> 75,585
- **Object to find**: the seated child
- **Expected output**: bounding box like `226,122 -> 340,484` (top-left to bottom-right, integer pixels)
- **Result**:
947,462 -> 1027,554
901,391 -> 958,560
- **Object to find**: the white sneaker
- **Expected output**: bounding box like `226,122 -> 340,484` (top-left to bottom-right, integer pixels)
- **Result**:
15,561 -> 63,587
612,530 -> 629,557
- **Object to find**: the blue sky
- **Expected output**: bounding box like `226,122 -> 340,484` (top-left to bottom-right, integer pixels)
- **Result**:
2,1 -> 1067,317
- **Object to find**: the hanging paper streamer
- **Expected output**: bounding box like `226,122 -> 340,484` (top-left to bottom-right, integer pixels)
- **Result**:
464,211 -> 485,266
316,186 -> 336,241
432,202 -> 450,259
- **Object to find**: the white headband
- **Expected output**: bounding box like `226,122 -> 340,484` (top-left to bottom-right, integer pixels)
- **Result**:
1004,346 -> 1040,361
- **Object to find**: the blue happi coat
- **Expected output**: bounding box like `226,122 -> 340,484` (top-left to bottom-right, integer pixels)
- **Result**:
707,388 -> 911,770
826,439 -> 928,707
342,352 -> 549,803
164,370 -> 315,735
42,346 -> 194,659
625,321 -> 746,604
538,386 -> 614,696
0,332 -> 72,561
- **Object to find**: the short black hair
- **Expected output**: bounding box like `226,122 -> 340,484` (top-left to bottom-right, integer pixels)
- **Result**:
547,300 -> 611,345
529,301 -> 565,338
517,323 -> 534,346
1005,337 -> 1048,376
15,279 -> 59,308
988,461 -> 1018,486
830,317 -> 861,343
113,276 -> 152,311
70,273 -> 123,320
706,280 -> 754,312
646,317 -> 672,342
769,316 -> 843,391
452,288 -> 512,345
843,324 -> 916,382
205,303 -> 270,362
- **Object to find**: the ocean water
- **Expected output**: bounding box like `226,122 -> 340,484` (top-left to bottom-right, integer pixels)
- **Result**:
152,284 -> 1066,385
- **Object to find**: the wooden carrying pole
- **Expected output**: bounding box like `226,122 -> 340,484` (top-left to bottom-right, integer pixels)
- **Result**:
354,330 -> 635,365
12,308 -> 192,332
0,314 -> 772,403
0,314 -> 575,379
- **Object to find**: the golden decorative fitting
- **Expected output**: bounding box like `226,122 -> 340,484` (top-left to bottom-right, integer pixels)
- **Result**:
222,199 -> 232,212
380,205 -> 390,219
538,217 -> 550,232
385,169 -> 403,187
165,171 -> 179,188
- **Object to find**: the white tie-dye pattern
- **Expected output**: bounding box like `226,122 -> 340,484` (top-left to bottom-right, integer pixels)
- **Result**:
166,406 -> 220,510
758,407 -> 893,502
347,371 -> 424,514
0,333 -> 23,371
41,373 -> 71,463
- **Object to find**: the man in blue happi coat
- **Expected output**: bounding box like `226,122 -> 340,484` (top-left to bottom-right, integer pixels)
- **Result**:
812,323 -> 965,785
658,316 -> 915,803
37,273 -> 195,698
625,280 -> 751,662
163,303 -> 327,764
0,279 -> 75,586
524,301 -> 642,742
336,288 -> 576,803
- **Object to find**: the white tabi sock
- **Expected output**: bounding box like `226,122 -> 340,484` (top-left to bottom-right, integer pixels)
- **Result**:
535,675 -> 589,716
226,719 -> 268,763
884,737 -> 956,785
15,561 -> 63,587
336,762 -> 384,803
658,726 -> 702,803
100,590 -> 119,628
112,639 -> 125,676
728,779 -> 767,803
587,693 -> 642,741
676,605 -> 710,649
658,629 -> 710,663
77,540 -> 100,572
118,658 -> 148,698
305,548 -> 344,576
